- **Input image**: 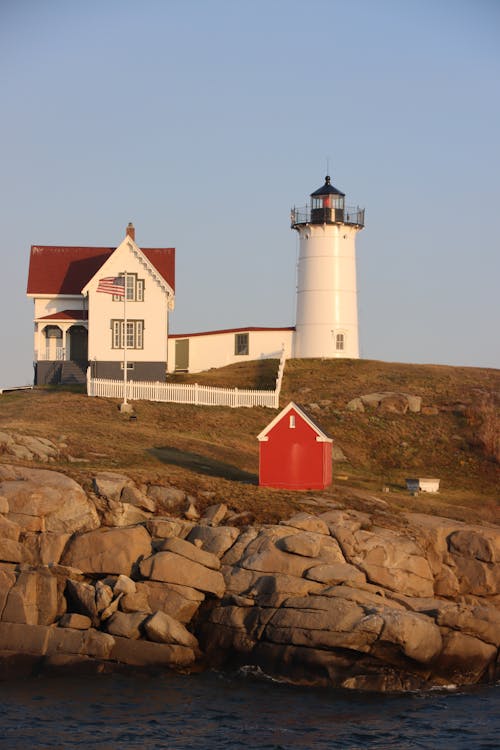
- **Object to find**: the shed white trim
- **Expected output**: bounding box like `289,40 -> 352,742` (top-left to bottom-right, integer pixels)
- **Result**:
257,401 -> 332,443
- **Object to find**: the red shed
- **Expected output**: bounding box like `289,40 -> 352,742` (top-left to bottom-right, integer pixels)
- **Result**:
257,401 -> 333,490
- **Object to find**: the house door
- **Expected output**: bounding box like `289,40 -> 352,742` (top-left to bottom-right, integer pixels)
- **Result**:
69,326 -> 88,361
175,339 -> 189,371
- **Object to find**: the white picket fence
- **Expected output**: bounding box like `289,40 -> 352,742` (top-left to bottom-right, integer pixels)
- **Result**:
87,349 -> 286,409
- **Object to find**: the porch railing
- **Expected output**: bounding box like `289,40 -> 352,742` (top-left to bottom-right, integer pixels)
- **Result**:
36,347 -> 66,361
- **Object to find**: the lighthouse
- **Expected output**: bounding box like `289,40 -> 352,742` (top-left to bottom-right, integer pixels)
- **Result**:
291,176 -> 364,359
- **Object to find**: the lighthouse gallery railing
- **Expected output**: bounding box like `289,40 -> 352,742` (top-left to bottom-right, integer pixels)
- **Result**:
291,205 -> 365,228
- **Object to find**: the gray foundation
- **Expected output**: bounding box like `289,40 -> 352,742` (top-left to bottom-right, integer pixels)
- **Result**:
90,361 -> 167,381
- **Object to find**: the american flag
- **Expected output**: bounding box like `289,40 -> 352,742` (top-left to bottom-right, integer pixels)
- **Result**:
96,276 -> 126,296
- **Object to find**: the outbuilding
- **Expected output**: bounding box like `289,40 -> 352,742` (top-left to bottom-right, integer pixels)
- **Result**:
257,401 -> 333,490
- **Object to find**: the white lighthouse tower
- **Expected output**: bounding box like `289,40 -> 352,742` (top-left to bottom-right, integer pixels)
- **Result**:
291,175 -> 364,359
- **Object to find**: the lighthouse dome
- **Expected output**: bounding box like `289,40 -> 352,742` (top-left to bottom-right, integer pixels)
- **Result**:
310,175 -> 345,199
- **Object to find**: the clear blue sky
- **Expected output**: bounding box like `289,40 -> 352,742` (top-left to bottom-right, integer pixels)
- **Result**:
1,0 -> 499,387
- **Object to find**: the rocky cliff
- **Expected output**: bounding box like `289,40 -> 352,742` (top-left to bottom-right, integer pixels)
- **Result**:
0,460 -> 499,691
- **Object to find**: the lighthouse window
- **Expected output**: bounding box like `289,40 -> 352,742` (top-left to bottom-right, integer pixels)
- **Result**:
234,333 -> 249,356
336,333 -> 345,351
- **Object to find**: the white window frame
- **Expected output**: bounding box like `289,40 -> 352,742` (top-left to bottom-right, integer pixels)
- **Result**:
111,319 -> 144,349
113,274 -> 145,302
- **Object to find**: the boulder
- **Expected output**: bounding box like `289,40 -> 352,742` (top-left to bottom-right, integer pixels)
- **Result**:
61,525 -> 152,576
238,527 -> 334,578
334,526 -> 434,598
120,590 -> 151,614
106,611 -> 147,639
144,611 -> 199,649
139,551 -> 225,598
264,596 -> 383,653
102,503 -> 151,528
95,580 -> 113,613
0,538 -> 31,565
277,532 -> 322,558
221,528 -> 258,565
200,503 -> 228,527
113,574 -> 136,596
377,609 -> 442,663
59,613 -> 92,630
281,513 -> 330,536
22,532 -> 71,566
120,485 -> 156,512
448,529 -> 500,564
0,621 -> 50,655
449,554 -> 498,596
46,626 -> 114,659
0,516 -> 21,545
183,499 -> 200,521
187,525 -> 240,557
2,570 -> 58,625
304,562 -> 366,586
434,629 -> 497,683
147,517 -> 190,539
0,568 -> 16,615
157,537 -> 221,571
378,395 -> 409,414
136,581 -> 204,624
16,435 -> 59,462
110,635 -> 196,668
346,398 -> 364,412
0,466 -> 99,534
65,580 -> 99,625
147,485 -> 186,510
93,472 -> 133,502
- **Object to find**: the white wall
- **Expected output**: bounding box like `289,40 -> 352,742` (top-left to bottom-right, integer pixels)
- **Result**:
86,243 -> 170,365
167,329 -> 294,373
33,296 -> 85,319
294,223 -> 361,359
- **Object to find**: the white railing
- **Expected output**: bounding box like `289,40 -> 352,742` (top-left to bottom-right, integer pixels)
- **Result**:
37,347 -> 66,361
87,348 -> 286,409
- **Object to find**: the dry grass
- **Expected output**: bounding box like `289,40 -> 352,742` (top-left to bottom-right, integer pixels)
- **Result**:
0,357 -> 498,525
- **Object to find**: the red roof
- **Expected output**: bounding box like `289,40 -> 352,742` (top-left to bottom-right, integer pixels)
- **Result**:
169,326 -> 295,339
27,245 -> 175,295
37,309 -> 88,321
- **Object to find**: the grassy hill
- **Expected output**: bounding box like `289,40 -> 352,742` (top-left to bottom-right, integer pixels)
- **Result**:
0,358 -> 498,525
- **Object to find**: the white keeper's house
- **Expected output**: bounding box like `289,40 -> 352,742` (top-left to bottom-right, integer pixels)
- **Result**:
27,176 -> 364,385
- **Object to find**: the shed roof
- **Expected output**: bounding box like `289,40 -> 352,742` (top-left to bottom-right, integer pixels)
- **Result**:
257,401 -> 332,442
27,245 -> 175,295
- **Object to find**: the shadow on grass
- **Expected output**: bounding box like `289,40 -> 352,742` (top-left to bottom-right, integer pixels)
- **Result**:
149,446 -> 258,484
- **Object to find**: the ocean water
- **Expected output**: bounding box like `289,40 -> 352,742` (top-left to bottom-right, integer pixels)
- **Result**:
0,670 -> 498,749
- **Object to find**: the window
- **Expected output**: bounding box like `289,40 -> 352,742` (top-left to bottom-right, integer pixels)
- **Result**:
234,332 -> 249,356
335,333 -> 345,351
289,415 -> 295,429
44,325 -> 62,339
113,274 -> 145,301
120,362 -> 135,370
111,320 -> 144,349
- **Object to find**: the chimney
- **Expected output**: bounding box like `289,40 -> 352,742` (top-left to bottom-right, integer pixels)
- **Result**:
126,222 -> 135,241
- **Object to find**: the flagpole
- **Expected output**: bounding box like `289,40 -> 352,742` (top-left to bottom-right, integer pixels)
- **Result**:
123,271 -> 128,405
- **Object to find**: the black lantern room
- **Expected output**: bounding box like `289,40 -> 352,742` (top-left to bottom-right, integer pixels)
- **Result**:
310,176 -> 345,223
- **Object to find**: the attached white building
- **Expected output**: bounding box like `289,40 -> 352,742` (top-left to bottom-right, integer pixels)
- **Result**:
167,326 -> 294,373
